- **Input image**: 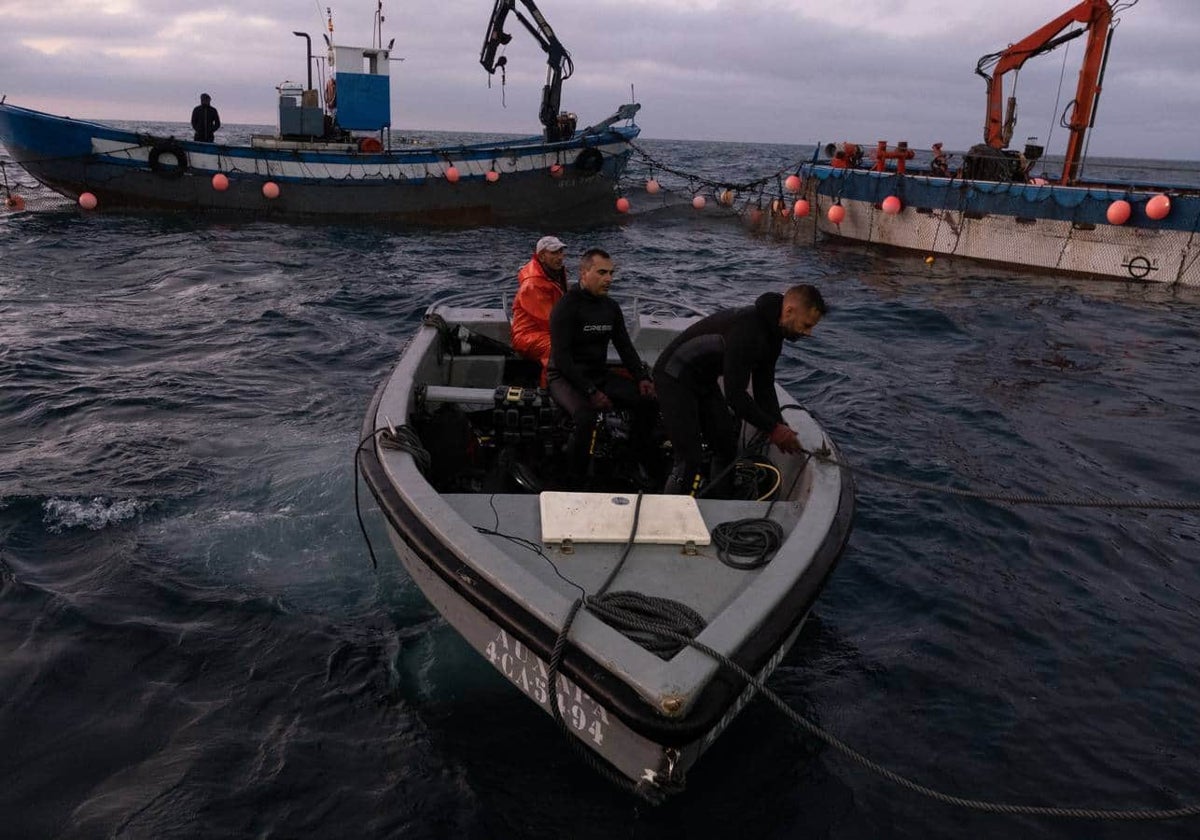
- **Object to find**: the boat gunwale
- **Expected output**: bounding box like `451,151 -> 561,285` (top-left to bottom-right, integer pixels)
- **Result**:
0,101 -> 640,167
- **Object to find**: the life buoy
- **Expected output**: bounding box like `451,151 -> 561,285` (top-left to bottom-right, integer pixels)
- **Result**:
574,147 -> 604,174
324,78 -> 337,109
148,140 -> 188,177
358,137 -> 383,153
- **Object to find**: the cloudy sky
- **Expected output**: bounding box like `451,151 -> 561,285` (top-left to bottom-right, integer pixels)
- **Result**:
2,0 -> 1197,159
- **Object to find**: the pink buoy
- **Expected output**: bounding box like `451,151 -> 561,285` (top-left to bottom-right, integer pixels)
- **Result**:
615,196 -> 630,213
827,204 -> 845,224
1146,193 -> 1171,220
1106,199 -> 1131,225
692,195 -> 706,210
646,178 -> 660,194
784,174 -> 802,193
445,166 -> 460,183
211,173 -> 229,191
485,170 -> 500,183
550,164 -> 564,178
793,199 -> 810,217
881,195 -> 902,215
78,192 -> 98,210
262,181 -> 280,199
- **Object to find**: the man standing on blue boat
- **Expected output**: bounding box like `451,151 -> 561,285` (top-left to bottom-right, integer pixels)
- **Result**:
654,285 -> 826,496
547,247 -> 656,484
191,93 -> 221,143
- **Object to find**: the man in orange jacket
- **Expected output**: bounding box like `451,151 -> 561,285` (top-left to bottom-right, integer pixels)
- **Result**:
511,235 -> 568,381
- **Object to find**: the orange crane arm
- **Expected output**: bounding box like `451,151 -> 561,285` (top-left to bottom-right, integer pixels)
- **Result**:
976,0 -> 1114,182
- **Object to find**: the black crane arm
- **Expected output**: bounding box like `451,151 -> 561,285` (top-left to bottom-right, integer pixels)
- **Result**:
480,0 -> 576,140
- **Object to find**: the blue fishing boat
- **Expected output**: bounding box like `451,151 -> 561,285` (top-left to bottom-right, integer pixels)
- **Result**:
795,0 -> 1200,286
0,1 -> 639,225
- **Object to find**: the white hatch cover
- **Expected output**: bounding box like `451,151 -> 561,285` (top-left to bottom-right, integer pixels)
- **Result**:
539,492 -> 711,546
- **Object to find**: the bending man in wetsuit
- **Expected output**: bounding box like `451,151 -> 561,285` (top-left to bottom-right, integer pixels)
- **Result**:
547,248 -> 656,483
653,284 -> 826,495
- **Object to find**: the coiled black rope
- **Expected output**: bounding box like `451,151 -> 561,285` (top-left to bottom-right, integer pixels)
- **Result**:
544,493 -> 707,800
711,517 -> 784,570
585,591 -> 706,659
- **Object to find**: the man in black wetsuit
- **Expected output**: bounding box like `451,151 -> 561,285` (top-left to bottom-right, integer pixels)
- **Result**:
191,93 -> 221,143
653,284 -> 826,495
547,247 -> 656,482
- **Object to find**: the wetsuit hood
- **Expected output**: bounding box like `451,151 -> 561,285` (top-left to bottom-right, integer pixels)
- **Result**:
754,292 -> 784,336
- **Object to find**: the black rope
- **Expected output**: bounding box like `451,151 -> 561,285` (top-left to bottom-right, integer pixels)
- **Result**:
567,596 -> 1200,819
699,430 -> 809,569
711,517 -> 784,570
352,427 -> 387,570
629,141 -> 804,193
663,628 -> 1200,821
776,405 -> 1200,512
819,452 -> 1200,511
353,423 -> 433,570
585,591 -> 706,659
543,493 -> 704,799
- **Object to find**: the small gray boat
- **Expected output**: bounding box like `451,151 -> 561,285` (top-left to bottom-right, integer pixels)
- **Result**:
358,291 -> 855,800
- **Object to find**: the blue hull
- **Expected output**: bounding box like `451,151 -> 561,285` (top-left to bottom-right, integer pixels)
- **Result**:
794,164 -> 1200,284
0,102 -> 639,225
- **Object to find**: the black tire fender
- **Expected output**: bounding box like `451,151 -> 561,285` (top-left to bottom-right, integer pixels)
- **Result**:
574,147 -> 604,174
148,140 -> 188,177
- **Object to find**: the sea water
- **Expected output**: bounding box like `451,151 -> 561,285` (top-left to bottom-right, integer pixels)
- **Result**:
2,127 -> 1200,839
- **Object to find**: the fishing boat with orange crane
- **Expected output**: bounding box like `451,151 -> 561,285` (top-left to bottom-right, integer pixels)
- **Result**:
795,0 -> 1199,285
0,1 -> 639,225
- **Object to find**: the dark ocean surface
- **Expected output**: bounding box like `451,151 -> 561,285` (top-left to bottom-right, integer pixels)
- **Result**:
2,126 -> 1200,839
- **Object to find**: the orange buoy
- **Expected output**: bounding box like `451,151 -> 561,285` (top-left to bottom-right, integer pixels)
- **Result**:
692,195 -> 706,210
1106,199 -> 1131,225
784,174 -> 802,193
485,170 -> 500,183
445,166 -> 460,183
748,207 -> 763,227
718,189 -> 735,207
793,199 -> 810,217
1146,193 -> 1171,220
646,178 -> 661,194
211,173 -> 229,191
881,195 -> 901,214
358,137 -> 383,153
616,196 -> 631,213
79,192 -> 98,210
827,204 -> 845,224
550,164 -> 564,178
5,194 -> 25,211
262,181 -> 280,199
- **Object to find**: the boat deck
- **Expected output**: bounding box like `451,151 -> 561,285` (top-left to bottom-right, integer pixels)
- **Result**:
442,492 -> 801,619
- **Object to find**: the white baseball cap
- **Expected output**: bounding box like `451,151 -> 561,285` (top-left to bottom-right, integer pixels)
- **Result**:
536,235 -> 566,253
